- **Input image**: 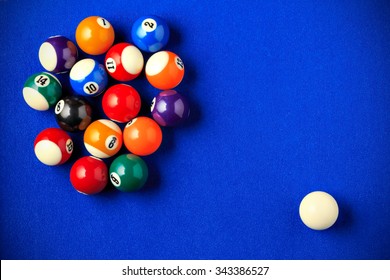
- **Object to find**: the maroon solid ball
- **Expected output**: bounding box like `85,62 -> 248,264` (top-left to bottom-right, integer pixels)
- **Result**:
70,156 -> 108,195
39,35 -> 78,73
102,84 -> 141,123
151,90 -> 190,126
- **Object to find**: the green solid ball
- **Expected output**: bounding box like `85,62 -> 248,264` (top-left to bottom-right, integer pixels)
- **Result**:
109,154 -> 148,192
23,72 -> 62,111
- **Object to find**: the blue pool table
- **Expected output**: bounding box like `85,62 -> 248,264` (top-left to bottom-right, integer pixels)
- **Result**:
0,0 -> 389,260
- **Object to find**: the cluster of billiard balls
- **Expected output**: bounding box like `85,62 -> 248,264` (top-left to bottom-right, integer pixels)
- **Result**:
23,15 -> 190,195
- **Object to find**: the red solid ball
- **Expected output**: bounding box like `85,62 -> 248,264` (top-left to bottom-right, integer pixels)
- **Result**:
70,156 -> 108,195
102,84 -> 141,123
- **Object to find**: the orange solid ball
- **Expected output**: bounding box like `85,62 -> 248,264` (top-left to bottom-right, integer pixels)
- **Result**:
145,51 -> 185,90
75,16 -> 115,55
123,117 -> 162,156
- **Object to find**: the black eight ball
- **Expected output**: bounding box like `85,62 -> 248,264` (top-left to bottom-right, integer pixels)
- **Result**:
54,95 -> 92,132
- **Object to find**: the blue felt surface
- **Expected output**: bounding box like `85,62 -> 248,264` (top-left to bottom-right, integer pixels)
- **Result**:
0,0 -> 390,260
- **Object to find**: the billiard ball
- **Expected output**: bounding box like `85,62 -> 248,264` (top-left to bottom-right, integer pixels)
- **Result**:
109,154 -> 148,192
23,72 -> 62,111
145,51 -> 184,90
69,58 -> 108,97
151,90 -> 190,126
75,16 -> 115,55
123,116 -> 162,156
102,84 -> 141,123
38,35 -> 78,73
70,156 -> 108,195
131,15 -> 170,53
84,119 -> 123,158
54,95 -> 92,132
34,128 -> 73,166
299,191 -> 339,230
105,43 -> 144,81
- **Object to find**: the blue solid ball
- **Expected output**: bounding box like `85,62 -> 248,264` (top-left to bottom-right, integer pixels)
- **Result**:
69,58 -> 108,97
131,15 -> 170,53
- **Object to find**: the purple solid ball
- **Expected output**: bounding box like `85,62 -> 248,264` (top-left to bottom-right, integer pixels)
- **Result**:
151,90 -> 190,126
39,35 -> 78,73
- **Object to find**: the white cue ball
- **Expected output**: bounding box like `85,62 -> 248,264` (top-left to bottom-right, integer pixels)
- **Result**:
299,191 -> 339,230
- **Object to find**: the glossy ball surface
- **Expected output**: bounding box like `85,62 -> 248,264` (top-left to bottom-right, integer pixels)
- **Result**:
34,128 -> 73,166
145,51 -> 184,90
151,90 -> 190,126
84,119 -> 122,158
102,84 -> 141,123
69,58 -> 108,97
23,72 -> 62,111
54,95 -> 92,132
123,116 -> 162,156
299,191 -> 339,230
109,154 -> 148,192
70,156 -> 108,195
75,16 -> 115,55
131,15 -> 170,53
39,35 -> 78,73
105,43 -> 144,81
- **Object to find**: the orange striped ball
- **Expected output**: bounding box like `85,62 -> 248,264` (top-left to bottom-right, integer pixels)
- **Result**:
84,119 -> 122,158
145,51 -> 184,90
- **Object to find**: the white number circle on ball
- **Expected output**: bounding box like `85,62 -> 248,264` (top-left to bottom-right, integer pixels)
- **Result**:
66,139 -> 73,154
105,135 -> 118,150
83,82 -> 99,95
55,100 -> 65,115
97,17 -> 111,29
110,172 -> 121,187
126,118 -> 138,127
34,75 -> 50,88
142,18 -> 157,32
175,56 -> 184,70
105,58 -> 117,73
151,97 -> 156,112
